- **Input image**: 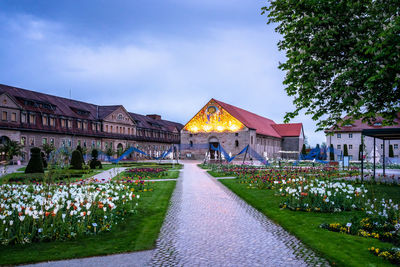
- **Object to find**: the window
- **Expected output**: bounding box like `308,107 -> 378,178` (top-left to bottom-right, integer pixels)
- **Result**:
92,140 -> 95,147
50,117 -> 55,126
83,141 -> 87,147
77,121 -> 82,129
29,114 -> 35,124
349,133 -> 353,138
235,133 -> 239,136
105,125 -> 108,132
11,112 -> 16,122
61,119 -> 66,128
117,113 -> 123,120
251,136 -> 254,145
190,141 -> 193,147
29,138 -> 34,146
21,137 -> 26,146
110,126 -> 113,132
42,116 -> 48,125
2,111 -> 7,120
349,155 -> 353,160
92,123 -> 96,131
235,140 -> 239,147
337,133 -> 341,138
395,144 -> 399,149
337,144 -> 341,149
21,113 -> 26,123
62,140 -> 66,147
83,121 -> 88,130
50,138 -> 54,145
189,134 -> 193,137
349,144 -> 353,149
42,138 -> 47,145
97,141 -> 101,148
68,120 -> 73,128
68,139 -> 72,147
381,144 -> 384,149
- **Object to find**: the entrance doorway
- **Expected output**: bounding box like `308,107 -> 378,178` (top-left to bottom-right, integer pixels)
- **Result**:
208,137 -> 220,160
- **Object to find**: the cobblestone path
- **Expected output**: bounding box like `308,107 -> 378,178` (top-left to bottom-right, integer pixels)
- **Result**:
150,162 -> 329,267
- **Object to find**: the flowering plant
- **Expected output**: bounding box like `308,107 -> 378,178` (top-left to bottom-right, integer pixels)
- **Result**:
0,182 -> 141,246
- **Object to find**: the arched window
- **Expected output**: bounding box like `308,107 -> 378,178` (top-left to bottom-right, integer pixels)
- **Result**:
235,140 -> 239,147
190,141 -> 193,147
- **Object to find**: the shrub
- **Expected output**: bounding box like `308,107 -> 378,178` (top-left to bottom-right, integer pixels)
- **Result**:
70,150 -> 83,170
25,147 -> 44,173
329,144 -> 334,161
343,144 -> 348,156
77,145 -> 85,164
89,149 -> 102,169
41,152 -> 48,168
389,145 -> 394,157
301,144 -> 306,156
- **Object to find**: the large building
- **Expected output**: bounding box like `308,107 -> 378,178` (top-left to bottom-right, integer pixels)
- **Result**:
325,117 -> 400,161
0,84 -> 183,161
180,99 -> 304,160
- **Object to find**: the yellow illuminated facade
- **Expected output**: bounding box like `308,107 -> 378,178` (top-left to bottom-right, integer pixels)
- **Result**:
184,100 -> 245,133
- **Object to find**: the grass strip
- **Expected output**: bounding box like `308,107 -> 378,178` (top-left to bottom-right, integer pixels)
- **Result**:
219,179 -> 396,267
0,181 -> 176,265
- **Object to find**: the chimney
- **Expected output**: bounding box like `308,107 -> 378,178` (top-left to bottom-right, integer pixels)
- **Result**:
146,114 -> 161,120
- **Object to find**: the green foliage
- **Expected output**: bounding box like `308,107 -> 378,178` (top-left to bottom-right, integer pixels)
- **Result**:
343,144 -> 349,156
25,147 -> 44,174
91,149 -> 99,160
301,144 -> 306,155
89,149 -> 102,169
329,144 -> 334,161
389,144 -> 394,157
105,147 -> 114,157
42,143 -> 55,157
359,144 -> 363,160
263,0 -> 400,131
76,145 -> 85,164
0,140 -> 23,161
70,150 -> 83,170
40,152 -> 48,168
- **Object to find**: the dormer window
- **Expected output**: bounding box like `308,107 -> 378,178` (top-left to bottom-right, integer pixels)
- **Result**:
117,113 -> 124,120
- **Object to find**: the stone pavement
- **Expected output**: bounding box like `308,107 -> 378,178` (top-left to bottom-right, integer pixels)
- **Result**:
85,167 -> 128,183
150,162 -> 329,266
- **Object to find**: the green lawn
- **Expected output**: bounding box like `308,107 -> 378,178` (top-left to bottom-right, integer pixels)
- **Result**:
0,181 -> 176,265
219,179 -> 397,267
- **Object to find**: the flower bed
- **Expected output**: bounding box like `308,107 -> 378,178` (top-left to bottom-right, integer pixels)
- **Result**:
125,168 -> 167,179
369,246 -> 400,265
0,182 -> 142,246
279,179 -> 367,212
321,198 -> 400,245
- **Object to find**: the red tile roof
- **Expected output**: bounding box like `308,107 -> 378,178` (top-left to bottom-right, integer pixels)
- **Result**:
326,116 -> 400,133
213,99 -> 302,138
272,123 -> 303,137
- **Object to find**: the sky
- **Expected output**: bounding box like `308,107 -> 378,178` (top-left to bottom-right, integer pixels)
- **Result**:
0,0 -> 325,146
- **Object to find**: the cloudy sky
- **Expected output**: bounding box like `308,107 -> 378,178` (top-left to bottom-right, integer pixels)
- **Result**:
0,0 -> 325,146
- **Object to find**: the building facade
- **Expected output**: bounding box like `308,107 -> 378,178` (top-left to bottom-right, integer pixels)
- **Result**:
0,84 -> 182,162
325,118 -> 400,161
180,99 -> 304,160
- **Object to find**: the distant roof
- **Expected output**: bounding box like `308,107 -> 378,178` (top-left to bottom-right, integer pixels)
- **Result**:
129,112 -> 183,132
326,116 -> 400,133
213,99 -> 302,138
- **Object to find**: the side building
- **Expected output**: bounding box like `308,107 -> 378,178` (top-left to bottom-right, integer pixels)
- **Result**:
325,117 -> 400,161
180,98 -> 304,160
0,84 -> 183,161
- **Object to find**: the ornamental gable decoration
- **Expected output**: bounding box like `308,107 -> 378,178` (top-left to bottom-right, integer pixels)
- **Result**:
184,99 -> 245,133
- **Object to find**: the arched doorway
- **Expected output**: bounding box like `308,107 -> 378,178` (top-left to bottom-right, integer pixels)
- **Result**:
117,143 -> 123,156
208,136 -> 220,160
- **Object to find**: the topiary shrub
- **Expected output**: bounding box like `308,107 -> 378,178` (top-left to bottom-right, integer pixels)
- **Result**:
389,144 -> 394,157
70,149 -> 83,170
77,145 -> 85,164
343,144 -> 349,157
329,144 -> 334,161
41,152 -> 48,168
25,147 -> 44,173
89,149 -> 102,169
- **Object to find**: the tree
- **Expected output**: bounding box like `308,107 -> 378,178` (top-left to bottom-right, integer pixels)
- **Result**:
301,144 -> 307,155
70,150 -> 83,170
343,144 -> 349,157
263,1 -> 400,131
105,147 -> 114,157
76,145 -> 85,164
329,144 -> 334,161
358,144 -> 363,160
25,147 -> 44,173
0,139 -> 23,161
389,144 -> 394,157
42,143 -> 55,158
